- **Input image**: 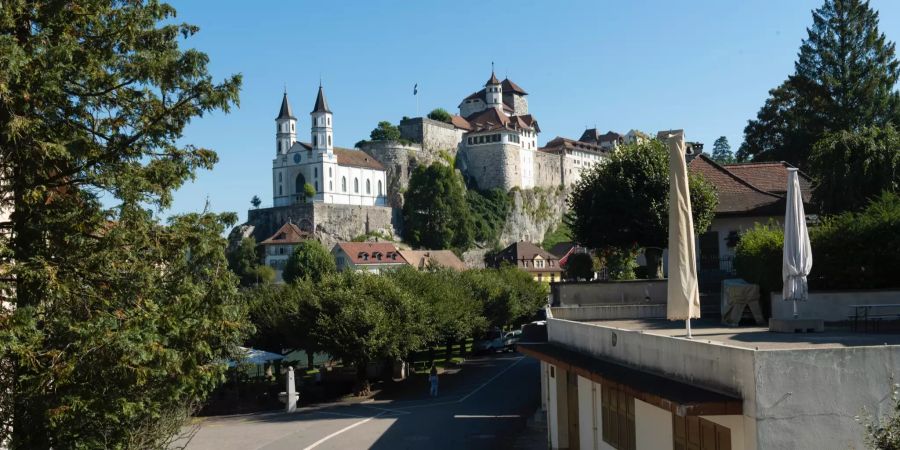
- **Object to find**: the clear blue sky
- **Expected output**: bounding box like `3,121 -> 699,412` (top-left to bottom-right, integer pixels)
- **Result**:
167,0 -> 900,224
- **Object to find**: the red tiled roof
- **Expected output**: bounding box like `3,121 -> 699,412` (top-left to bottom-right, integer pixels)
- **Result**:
450,115 -> 472,130
465,107 -> 539,133
333,242 -> 406,265
295,143 -> 385,170
260,222 -> 311,245
723,162 -> 813,202
540,136 -> 608,155
688,154 -> 786,216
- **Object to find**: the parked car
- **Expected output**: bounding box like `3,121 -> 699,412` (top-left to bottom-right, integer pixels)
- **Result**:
473,329 -> 521,353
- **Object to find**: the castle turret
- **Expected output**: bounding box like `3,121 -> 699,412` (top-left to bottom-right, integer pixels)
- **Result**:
276,91 -> 297,154
311,84 -> 333,154
485,68 -> 502,109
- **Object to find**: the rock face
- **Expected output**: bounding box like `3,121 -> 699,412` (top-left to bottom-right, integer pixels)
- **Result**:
499,186 -> 569,247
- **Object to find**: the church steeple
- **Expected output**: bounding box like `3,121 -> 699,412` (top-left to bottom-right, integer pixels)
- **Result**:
485,62 -> 502,108
275,91 -> 296,154
310,84 -> 333,153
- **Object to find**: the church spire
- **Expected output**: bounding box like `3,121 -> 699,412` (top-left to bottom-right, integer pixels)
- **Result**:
312,85 -> 331,114
277,91 -> 296,120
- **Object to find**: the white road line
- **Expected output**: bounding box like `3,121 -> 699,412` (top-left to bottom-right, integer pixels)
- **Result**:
453,414 -> 521,418
302,411 -> 386,450
360,405 -> 412,416
458,356 -> 524,402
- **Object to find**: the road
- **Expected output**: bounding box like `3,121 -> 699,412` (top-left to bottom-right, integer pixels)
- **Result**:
180,353 -> 541,450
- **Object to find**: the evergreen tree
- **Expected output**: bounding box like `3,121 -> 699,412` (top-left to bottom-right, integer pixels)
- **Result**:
739,0 -> 900,168
251,195 -> 262,209
369,121 -> 402,141
711,136 -> 735,164
403,163 -> 474,252
0,2 -> 246,447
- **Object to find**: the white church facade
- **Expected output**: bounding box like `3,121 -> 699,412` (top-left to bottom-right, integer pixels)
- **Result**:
272,85 -> 387,207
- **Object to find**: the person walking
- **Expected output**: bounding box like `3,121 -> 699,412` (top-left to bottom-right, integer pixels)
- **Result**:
428,365 -> 439,397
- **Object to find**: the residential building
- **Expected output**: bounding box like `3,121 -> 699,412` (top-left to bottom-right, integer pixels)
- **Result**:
259,221 -> 312,282
492,240 -> 563,283
397,250 -> 467,271
331,242 -> 407,273
520,305 -> 900,450
272,86 -> 387,207
539,137 -> 610,186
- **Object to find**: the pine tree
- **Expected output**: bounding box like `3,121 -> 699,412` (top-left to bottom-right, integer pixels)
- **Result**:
0,2 -> 246,447
739,0 -> 900,168
711,136 -> 735,164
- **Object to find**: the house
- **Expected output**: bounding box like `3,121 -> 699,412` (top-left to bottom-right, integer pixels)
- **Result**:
396,250 -> 467,271
331,242 -> 407,273
492,240 -> 563,283
547,242 -> 590,269
259,221 -> 312,282
520,304 -> 900,449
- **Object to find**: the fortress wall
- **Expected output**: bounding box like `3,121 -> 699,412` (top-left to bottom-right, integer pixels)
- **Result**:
461,143 -> 520,191
534,151 -> 564,188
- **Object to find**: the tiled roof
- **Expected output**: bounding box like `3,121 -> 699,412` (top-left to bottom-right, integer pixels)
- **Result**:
688,154 -> 786,216
598,131 -> 624,143
494,241 -> 563,273
548,242 -> 576,259
260,222 -> 310,245
333,242 -> 406,265
540,136 -> 608,155
465,107 -> 539,133
294,143 -> 385,170
485,71 -> 501,86
723,162 -> 814,202
501,78 -> 528,95
450,115 -> 472,130
397,250 -> 467,271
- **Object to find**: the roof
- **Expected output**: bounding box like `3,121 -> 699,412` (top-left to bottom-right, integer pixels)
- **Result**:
598,131 -> 624,143
260,222 -> 311,245
485,71 -> 500,86
502,78 -> 528,95
723,161 -> 813,202
494,241 -> 562,273
311,85 -> 331,113
548,242 -> 576,259
294,143 -> 385,170
276,93 -> 296,120
465,107 -> 539,133
688,154 -> 786,216
459,77 -> 528,108
540,136 -> 609,156
397,250 -> 467,271
333,242 -> 406,265
450,115 -> 472,131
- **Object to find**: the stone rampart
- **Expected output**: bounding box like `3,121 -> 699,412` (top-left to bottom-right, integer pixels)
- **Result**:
399,117 -> 463,156
459,143 -> 520,191
534,151 -> 563,188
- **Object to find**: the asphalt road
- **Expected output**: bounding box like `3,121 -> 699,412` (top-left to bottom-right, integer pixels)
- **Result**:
179,353 -> 541,450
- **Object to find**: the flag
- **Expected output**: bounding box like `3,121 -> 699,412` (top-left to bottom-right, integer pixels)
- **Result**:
413,83 -> 418,95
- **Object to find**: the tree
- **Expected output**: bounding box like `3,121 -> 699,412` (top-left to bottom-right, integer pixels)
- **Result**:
315,272 -> 429,394
227,237 -> 266,286
739,0 -> 900,168
0,2 -> 246,447
283,240 -> 337,284
246,281 -> 322,370
809,125 -> 900,214
370,120 -> 402,141
403,163 -> 474,252
462,267 -> 549,330
564,252 -> 595,281
303,182 -> 316,202
427,108 -> 452,123
711,136 -> 735,164
251,195 -> 262,209
567,140 -> 718,278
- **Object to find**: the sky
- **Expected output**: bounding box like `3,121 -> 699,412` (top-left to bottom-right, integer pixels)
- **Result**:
166,0 -> 900,224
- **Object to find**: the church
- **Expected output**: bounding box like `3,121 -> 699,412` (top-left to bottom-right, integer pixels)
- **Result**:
272,85 -> 387,207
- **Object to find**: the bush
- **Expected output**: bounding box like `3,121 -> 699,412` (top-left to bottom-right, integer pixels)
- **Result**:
565,252 -> 594,281
467,188 -> 511,246
427,108 -> 452,123
734,223 -> 783,302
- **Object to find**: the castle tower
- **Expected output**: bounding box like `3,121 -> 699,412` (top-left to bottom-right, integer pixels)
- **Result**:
276,91 -> 297,154
311,84 -> 333,154
485,65 -> 502,109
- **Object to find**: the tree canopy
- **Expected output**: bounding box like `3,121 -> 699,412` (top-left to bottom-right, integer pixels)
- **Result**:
283,240 -> 337,284
427,108 -> 452,123
711,136 -> 735,164
739,0 -> 900,168
370,120 -> 402,141
0,2 -> 247,447
227,237 -> 270,287
403,163 -> 474,252
564,252 -> 595,281
567,140 -> 718,277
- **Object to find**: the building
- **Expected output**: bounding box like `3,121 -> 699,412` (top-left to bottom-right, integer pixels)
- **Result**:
539,137 -> 610,186
272,86 -> 387,207
520,303 -> 900,449
331,242 -> 407,273
396,250 -> 467,271
492,240 -> 563,283
259,221 -> 312,282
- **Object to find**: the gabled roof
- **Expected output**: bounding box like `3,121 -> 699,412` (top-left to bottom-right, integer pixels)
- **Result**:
548,242 -> 576,259
294,143 -> 385,170
723,162 -> 813,202
465,107 -> 539,133
579,128 -> 601,144
333,242 -> 406,265
459,77 -> 528,108
497,241 -> 559,263
450,115 -> 472,131
311,85 -> 331,113
502,78 -> 528,95
540,136 -> 609,156
397,250 -> 467,271
277,93 -> 296,120
687,154 -> 786,216
260,222 -> 310,245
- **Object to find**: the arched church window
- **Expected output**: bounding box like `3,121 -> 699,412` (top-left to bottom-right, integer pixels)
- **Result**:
314,181 -> 318,192
279,186 -> 282,195
295,173 -> 306,194
329,181 -> 333,191
327,117 -> 330,125
291,123 -> 294,132
342,177 -> 347,192
366,179 -> 371,194
328,136 -> 331,146
354,178 -> 359,193
314,167 -> 318,178
313,135 -> 317,146
329,167 -> 332,177
378,180 -> 383,196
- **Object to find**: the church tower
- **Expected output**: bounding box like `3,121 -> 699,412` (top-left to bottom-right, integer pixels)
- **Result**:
311,84 -> 333,154
275,91 -> 296,154
485,66 -> 502,109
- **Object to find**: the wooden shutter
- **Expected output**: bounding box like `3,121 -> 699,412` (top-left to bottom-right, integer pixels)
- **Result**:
673,416 -> 732,450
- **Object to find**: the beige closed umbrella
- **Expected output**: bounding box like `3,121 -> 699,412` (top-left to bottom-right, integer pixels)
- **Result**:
664,130 -> 701,337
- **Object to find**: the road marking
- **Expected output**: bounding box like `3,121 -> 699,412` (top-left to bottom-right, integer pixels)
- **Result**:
360,405 -> 411,415
459,356 -> 524,402
302,411 -> 386,450
453,414 -> 521,418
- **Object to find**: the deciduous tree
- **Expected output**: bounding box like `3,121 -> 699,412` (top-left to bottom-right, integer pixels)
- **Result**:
283,240 -> 337,284
403,163 -> 474,252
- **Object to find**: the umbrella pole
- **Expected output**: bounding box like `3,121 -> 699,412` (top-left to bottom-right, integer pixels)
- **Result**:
686,318 -> 692,339
793,299 -> 798,319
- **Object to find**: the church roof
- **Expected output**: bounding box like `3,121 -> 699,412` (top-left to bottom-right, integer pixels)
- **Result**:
294,143 -> 386,170
277,93 -> 296,120
260,222 -> 310,245
312,85 -> 331,113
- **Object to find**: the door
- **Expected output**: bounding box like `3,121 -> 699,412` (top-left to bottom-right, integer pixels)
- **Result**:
566,371 -> 580,449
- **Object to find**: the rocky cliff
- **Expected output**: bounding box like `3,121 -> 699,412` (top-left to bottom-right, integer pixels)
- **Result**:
498,185 -> 569,247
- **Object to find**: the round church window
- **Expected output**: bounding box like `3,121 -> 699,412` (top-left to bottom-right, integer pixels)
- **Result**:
293,153 -> 301,164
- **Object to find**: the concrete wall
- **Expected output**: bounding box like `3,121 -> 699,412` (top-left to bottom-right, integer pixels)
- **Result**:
550,304 -> 666,321
771,290 -> 900,322
551,280 -> 668,307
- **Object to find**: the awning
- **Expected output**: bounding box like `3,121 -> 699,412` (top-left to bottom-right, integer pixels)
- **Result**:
518,342 -> 742,416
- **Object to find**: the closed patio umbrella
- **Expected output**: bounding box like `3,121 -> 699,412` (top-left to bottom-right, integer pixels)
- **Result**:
664,130 -> 701,337
783,168 -> 812,318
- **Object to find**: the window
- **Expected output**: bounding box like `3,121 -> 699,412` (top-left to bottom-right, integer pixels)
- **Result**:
342,177 -> 347,192
535,259 -> 545,268
314,167 -> 318,178
328,135 -> 331,146
313,135 -> 317,146
278,186 -> 282,195
278,172 -> 282,182
314,181 -> 318,192
366,179 -> 371,194
673,416 -> 731,450
327,117 -> 330,125
295,173 -> 306,194
329,181 -> 333,191
378,180 -> 383,196
329,167 -> 332,177
291,123 -> 294,132
601,384 -> 635,450
354,178 -> 359,193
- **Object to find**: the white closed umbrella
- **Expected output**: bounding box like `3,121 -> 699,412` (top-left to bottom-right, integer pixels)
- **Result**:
664,130 -> 701,337
783,168 -> 812,318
